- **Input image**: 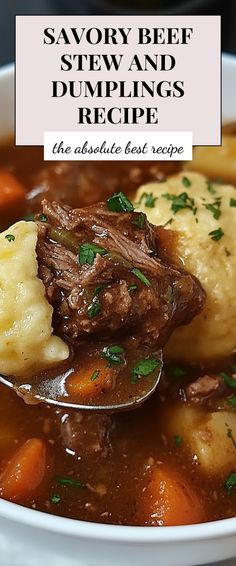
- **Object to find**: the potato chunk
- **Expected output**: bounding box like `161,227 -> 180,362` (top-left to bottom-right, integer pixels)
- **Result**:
166,403 -> 236,476
0,221 -> 69,377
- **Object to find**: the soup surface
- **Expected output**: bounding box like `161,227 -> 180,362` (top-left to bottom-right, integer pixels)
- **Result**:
0,142 -> 236,526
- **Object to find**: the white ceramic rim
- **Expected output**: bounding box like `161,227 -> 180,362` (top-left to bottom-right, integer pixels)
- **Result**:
0,53 -> 236,545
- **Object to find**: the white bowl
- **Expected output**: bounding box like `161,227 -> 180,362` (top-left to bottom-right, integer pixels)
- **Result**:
0,56 -> 236,566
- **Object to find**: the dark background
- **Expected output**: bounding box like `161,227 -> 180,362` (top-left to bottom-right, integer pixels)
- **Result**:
0,0 -> 235,66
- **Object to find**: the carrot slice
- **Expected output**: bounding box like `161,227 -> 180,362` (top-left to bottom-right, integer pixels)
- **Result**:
67,357 -> 116,399
0,439 -> 46,502
0,170 -> 25,210
142,465 -> 204,526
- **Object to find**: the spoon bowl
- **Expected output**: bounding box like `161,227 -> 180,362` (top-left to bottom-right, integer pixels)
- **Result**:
0,351 -> 163,412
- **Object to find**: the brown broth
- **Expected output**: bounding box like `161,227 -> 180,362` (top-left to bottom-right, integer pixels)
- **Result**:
1,381 -> 236,525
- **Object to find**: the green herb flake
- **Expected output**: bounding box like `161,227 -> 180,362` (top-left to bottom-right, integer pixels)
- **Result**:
5,234 -> 15,243
230,198 -> 236,207
207,182 -> 217,195
220,372 -> 236,389
102,345 -> 124,366
132,212 -> 146,229
39,213 -> 48,223
50,493 -> 61,504
23,213 -> 35,222
208,227 -> 224,241
162,192 -> 196,216
128,284 -> 137,293
228,396 -> 236,408
225,472 -> 236,492
226,424 -> 236,449
79,243 -> 107,266
174,435 -> 183,447
163,218 -> 174,227
93,283 -> 107,297
162,193 -> 174,201
204,200 -> 221,220
169,365 -> 186,379
56,476 -> 85,489
182,176 -> 191,188
90,370 -> 100,382
136,192 -> 158,209
107,192 -> 134,213
87,299 -> 102,319
131,268 -> 151,287
131,358 -> 161,384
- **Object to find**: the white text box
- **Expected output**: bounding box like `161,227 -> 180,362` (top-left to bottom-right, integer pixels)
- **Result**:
44,131 -> 192,161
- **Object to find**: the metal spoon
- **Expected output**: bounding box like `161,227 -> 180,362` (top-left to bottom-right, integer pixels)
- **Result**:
0,351 -> 163,413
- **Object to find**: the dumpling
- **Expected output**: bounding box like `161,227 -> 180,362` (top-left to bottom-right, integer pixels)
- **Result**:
135,172 -> 236,362
0,220 -> 69,377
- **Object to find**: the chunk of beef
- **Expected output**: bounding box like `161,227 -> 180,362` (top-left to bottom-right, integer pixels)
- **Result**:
60,412 -> 111,457
185,374 -> 224,403
36,199 -> 206,348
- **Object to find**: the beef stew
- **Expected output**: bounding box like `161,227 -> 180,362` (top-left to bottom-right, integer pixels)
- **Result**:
0,144 -> 236,527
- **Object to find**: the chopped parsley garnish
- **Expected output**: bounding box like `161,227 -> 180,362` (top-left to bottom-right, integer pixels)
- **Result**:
136,192 -> 157,208
131,358 -> 161,384
163,218 -> 174,227
39,213 -> 48,222
208,227 -> 224,241
56,476 -> 85,489
162,192 -> 196,215
220,372 -> 236,389
102,345 -> 124,366
93,283 -> 107,297
131,268 -> 150,287
5,234 -> 15,243
169,365 -> 186,379
230,198 -> 236,207
133,212 -> 146,229
128,284 -> 137,292
50,493 -> 61,504
207,182 -> 217,195
182,176 -> 191,188
225,472 -> 236,492
79,243 -> 107,266
226,424 -> 236,449
23,213 -> 35,222
87,298 -> 102,319
174,435 -> 183,447
90,370 -> 100,382
107,192 -> 134,213
228,396 -> 236,408
204,199 -> 221,220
